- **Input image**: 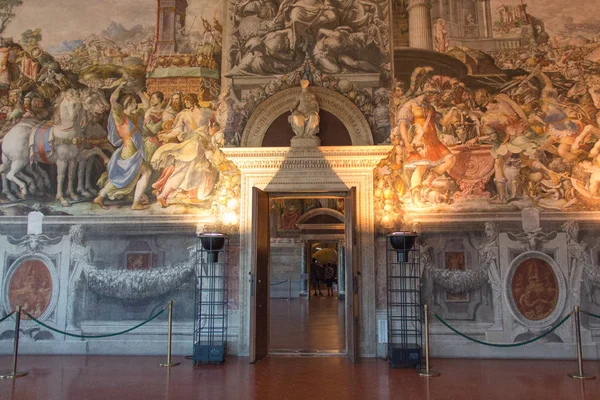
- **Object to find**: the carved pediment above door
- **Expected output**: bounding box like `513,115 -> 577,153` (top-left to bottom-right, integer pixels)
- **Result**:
241,87 -> 374,147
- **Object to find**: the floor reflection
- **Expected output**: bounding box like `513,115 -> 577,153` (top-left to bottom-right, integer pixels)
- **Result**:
269,297 -> 345,352
1,356 -> 599,400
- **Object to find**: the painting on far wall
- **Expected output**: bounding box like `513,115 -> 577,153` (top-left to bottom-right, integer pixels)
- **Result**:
0,0 -> 237,221
2,0 -> 600,229
274,199 -> 303,232
376,0 -> 600,231
0,0 -> 388,222
226,0 -> 390,78
271,198 -> 344,236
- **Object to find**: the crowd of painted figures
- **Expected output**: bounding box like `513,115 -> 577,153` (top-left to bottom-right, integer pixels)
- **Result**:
90,85 -> 230,211
3,2 -> 600,222
227,0 -> 389,77
0,12 -> 230,211
377,40 -> 600,223
0,73 -> 239,213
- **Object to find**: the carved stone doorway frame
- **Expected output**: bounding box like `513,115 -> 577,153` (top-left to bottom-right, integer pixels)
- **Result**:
222,146 -> 392,357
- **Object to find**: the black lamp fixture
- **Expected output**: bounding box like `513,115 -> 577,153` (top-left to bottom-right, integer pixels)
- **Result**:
387,232 -> 418,263
199,233 -> 226,263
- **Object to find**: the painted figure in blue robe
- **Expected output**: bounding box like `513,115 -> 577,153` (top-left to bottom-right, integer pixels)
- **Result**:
94,82 -> 152,210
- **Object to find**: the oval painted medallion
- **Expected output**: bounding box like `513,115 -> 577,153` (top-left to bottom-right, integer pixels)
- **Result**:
8,259 -> 53,319
511,257 -> 558,321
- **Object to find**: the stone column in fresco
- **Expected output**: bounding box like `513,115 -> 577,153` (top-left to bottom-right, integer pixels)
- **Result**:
407,0 -> 434,50
156,0 -> 189,55
300,240 -> 308,296
483,0 -> 493,38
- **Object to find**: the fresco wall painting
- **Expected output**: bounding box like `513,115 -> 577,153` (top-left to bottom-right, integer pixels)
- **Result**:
0,0 -> 599,358
372,0 -> 600,235
0,0 -> 232,223
0,2 -> 598,218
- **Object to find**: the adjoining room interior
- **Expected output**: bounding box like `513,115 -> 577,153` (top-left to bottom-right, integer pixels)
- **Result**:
267,196 -> 346,354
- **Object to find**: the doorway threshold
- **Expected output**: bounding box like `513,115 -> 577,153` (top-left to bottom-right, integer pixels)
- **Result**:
269,349 -> 346,357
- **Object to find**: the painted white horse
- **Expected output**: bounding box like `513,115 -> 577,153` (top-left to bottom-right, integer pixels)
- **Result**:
0,89 -> 108,206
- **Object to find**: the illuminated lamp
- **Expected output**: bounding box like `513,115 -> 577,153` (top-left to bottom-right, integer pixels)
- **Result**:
199,233 -> 225,263
222,211 -> 238,226
381,214 -> 391,226
226,198 -> 239,211
388,232 -> 418,263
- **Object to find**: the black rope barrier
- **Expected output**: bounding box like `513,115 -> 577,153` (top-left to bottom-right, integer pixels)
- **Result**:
0,311 -> 15,324
22,306 -> 167,339
433,311 -> 573,348
581,310 -> 600,320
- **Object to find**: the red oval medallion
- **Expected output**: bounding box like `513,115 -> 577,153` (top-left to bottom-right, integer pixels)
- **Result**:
511,257 -> 558,321
8,259 -> 53,319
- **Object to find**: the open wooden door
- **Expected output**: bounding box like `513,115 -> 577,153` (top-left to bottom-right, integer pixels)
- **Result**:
345,187 -> 360,363
249,187 -> 270,363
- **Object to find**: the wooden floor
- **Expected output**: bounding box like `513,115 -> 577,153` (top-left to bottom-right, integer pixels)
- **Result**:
269,297 -> 345,352
1,356 -> 600,399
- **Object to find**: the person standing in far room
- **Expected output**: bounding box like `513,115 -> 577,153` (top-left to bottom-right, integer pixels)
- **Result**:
310,258 -> 324,297
332,262 -> 338,294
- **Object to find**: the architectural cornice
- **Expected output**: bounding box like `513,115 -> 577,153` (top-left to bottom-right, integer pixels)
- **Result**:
221,146 -> 393,172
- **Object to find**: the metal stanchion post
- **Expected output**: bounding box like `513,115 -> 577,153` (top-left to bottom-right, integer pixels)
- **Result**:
0,306 -> 28,379
159,301 -> 180,368
568,306 -> 595,380
288,279 -> 292,301
417,304 -> 440,377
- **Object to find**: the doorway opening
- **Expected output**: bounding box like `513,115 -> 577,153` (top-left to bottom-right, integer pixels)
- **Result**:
250,187 -> 359,364
267,198 -> 347,355
223,146 -> 390,363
